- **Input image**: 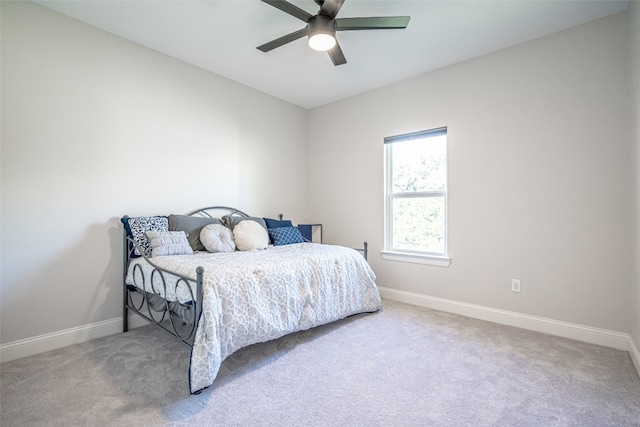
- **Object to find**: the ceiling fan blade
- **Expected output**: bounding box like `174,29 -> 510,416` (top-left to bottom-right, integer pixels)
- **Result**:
261,0 -> 313,22
319,0 -> 345,19
328,40 -> 347,66
257,28 -> 308,52
336,16 -> 411,31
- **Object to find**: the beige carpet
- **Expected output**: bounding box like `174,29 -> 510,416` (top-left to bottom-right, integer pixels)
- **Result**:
1,299 -> 639,426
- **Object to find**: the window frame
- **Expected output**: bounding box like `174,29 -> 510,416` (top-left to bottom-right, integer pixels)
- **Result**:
382,127 -> 451,267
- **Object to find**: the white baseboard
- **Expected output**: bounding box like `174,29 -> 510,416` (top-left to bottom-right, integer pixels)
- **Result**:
379,287 -> 632,352
0,315 -> 148,364
629,336 -> 640,378
3,291 -> 640,380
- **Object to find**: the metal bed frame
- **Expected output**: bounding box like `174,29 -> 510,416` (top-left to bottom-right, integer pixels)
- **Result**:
122,206 -> 368,349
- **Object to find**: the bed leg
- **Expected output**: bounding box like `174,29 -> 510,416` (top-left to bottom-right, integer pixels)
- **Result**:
123,226 -> 130,333
195,266 -> 204,334
123,303 -> 129,333
364,241 -> 368,262
123,280 -> 129,333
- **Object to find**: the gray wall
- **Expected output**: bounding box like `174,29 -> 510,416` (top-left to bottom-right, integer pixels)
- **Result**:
307,11 -> 634,333
631,1 -> 640,358
0,1 -> 308,344
1,1 -> 638,360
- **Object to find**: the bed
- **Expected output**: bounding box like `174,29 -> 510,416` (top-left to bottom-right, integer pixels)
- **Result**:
121,206 -> 381,393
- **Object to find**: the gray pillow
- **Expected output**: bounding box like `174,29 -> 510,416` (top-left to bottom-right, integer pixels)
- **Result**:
145,231 -> 194,257
168,214 -> 222,251
222,215 -> 267,232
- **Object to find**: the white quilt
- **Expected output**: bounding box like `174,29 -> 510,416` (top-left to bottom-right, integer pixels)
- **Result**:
125,243 -> 382,393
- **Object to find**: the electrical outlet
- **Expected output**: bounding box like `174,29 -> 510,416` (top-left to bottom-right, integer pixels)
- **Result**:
511,279 -> 521,293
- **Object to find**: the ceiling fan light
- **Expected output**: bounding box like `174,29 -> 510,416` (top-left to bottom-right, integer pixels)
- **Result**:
308,32 -> 336,51
307,14 -> 336,52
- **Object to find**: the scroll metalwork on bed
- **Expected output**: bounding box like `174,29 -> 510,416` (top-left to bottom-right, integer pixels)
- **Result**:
122,233 -> 204,346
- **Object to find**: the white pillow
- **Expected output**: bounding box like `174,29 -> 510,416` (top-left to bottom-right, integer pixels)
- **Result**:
145,231 -> 193,257
200,224 -> 236,253
233,219 -> 269,251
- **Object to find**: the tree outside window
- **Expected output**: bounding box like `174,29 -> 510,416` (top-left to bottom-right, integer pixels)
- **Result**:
384,127 -> 448,257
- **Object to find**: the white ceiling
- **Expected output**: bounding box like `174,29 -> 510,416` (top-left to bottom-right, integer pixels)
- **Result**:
35,0 -> 629,109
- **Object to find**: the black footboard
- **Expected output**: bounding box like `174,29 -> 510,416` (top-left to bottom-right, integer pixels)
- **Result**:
122,231 -> 204,347
355,242 -> 368,261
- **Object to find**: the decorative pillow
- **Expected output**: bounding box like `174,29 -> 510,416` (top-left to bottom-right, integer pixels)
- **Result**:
268,226 -> 305,246
223,215 -> 268,232
200,224 -> 236,253
169,214 -> 222,252
233,219 -> 269,251
263,217 -> 294,244
121,216 -> 169,257
263,217 -> 293,229
145,231 -> 194,257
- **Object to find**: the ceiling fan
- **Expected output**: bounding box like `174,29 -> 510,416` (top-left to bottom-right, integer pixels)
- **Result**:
257,0 -> 411,66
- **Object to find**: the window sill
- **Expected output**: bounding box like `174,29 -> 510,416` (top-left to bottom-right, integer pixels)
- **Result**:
380,251 -> 451,267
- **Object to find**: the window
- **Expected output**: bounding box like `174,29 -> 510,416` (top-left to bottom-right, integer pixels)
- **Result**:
383,127 -> 450,267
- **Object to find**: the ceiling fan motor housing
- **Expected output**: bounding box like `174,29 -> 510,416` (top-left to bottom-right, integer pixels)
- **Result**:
308,14 -> 336,38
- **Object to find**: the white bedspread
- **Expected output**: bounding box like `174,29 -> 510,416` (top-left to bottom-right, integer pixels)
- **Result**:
125,243 -> 381,393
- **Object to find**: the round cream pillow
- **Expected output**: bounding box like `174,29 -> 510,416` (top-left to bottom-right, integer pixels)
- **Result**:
200,224 -> 236,253
233,220 -> 269,251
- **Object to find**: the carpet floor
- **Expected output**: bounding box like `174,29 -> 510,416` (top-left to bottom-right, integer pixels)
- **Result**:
1,299 -> 639,426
